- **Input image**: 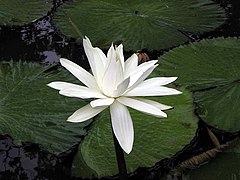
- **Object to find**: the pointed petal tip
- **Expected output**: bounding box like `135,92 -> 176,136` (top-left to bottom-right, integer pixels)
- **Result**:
59,58 -> 75,69
66,117 -> 85,123
66,118 -> 77,123
109,43 -> 115,50
120,139 -> 133,154
150,59 -> 158,64
66,115 -> 80,123
83,36 -> 90,42
176,90 -> 183,94
47,82 -> 58,89
165,106 -> 173,110
47,82 -> 63,90
117,43 -> 123,50
83,36 -> 92,47
47,82 -> 52,87
166,88 -> 183,95
158,109 -> 168,118
124,147 -> 132,154
59,58 -> 69,64
170,77 -> 178,82
163,114 -> 167,118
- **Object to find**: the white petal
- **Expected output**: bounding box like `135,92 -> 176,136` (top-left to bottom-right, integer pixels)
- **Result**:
117,97 -> 167,118
116,44 -> 125,71
90,98 -> 114,108
102,44 -> 124,96
126,64 -> 158,93
132,98 -> 172,110
125,86 -> 182,97
59,86 -> 107,99
140,77 -> 178,87
110,101 -> 134,154
128,60 -> 158,87
67,104 -> 106,122
60,58 -> 98,89
113,77 -> 130,97
47,81 -> 82,91
48,82 -> 106,98
83,37 -> 106,86
124,54 -> 138,78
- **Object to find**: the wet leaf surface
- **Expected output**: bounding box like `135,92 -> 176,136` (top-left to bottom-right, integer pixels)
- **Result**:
0,62 -> 92,154
53,0 -> 225,50
158,37 -> 240,132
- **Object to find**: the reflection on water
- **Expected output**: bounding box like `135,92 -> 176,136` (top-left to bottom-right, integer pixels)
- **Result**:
0,135 -> 71,179
0,15 -> 90,70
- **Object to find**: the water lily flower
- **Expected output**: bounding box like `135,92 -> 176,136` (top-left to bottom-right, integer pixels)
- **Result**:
48,37 -> 181,154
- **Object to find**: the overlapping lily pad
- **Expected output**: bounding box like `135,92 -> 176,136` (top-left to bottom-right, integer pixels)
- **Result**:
0,61 -> 91,154
194,83 -> 240,132
72,89 -> 198,178
158,37 -> 240,132
0,0 -> 52,25
53,0 -> 225,50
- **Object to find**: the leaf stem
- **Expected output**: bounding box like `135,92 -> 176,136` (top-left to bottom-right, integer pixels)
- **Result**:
68,17 -> 84,39
112,127 -> 128,180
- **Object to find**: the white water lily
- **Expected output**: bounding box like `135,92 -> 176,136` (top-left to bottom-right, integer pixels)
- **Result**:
48,37 -> 181,154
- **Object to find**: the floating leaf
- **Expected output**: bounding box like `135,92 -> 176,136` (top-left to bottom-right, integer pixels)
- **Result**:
0,0 -> 52,25
53,0 -> 225,50
158,37 -> 240,132
0,61 -> 91,154
72,89 -> 198,178
194,83 -> 240,132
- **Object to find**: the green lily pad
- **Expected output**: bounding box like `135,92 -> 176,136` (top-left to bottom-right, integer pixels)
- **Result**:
0,61 -> 91,154
0,0 -> 52,25
158,37 -> 240,132
194,82 -> 240,132
72,89 -> 198,178
158,37 -> 240,91
53,0 -> 225,50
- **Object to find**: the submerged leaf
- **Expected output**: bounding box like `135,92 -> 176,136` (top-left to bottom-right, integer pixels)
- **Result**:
72,89 -> 198,178
0,62 -> 92,154
53,0 -> 225,50
183,138 -> 240,179
172,138 -> 240,176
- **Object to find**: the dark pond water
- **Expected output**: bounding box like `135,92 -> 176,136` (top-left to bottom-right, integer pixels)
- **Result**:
0,0 -> 239,179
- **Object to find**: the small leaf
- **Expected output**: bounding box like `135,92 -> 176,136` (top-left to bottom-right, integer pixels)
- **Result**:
53,0 -> 225,50
0,0 -> 52,25
0,61 -> 92,154
72,89 -> 198,178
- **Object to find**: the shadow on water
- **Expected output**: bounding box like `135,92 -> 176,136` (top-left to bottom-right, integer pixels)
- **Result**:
0,0 -> 239,179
